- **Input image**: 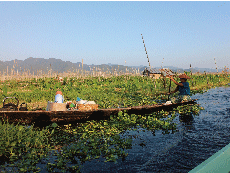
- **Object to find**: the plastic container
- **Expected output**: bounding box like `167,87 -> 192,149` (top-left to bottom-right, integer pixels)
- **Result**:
55,94 -> 64,103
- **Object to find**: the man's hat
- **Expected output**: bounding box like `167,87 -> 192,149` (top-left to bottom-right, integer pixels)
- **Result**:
56,91 -> 63,95
178,73 -> 191,79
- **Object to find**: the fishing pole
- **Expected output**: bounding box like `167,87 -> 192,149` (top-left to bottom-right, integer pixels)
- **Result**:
141,34 -> 170,101
141,34 -> 151,69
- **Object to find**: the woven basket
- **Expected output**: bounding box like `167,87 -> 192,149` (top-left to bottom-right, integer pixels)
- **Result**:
77,104 -> 98,111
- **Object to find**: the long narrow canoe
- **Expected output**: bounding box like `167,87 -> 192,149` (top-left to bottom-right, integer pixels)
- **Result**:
0,100 -> 197,127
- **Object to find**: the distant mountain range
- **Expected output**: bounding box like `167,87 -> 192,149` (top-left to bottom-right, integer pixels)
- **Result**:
0,57 -> 223,75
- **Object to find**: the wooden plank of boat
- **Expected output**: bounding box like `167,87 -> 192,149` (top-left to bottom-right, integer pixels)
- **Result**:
0,100 -> 197,126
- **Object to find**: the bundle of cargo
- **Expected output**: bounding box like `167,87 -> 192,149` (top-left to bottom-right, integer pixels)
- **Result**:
46,93 -> 98,111
46,101 -> 67,111
77,101 -> 98,111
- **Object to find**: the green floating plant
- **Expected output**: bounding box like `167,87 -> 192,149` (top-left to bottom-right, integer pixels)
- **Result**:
0,73 -> 225,172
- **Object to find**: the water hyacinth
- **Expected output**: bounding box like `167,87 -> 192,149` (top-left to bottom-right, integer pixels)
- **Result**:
1,73 -> 230,172
1,103 -> 204,172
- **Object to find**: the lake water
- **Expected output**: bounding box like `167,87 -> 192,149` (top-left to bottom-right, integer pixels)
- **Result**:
81,86 -> 230,172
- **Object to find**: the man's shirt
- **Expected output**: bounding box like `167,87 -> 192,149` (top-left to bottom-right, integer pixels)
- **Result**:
178,82 -> 190,95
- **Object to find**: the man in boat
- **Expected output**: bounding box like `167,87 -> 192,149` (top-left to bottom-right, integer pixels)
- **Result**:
167,73 -> 191,103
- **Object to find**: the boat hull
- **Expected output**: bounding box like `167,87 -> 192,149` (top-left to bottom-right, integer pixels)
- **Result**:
0,100 -> 197,127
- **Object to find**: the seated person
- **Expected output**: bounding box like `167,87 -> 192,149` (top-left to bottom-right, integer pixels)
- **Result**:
167,73 -> 191,103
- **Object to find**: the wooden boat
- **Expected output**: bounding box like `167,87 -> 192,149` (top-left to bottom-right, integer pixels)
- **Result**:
0,99 -> 197,127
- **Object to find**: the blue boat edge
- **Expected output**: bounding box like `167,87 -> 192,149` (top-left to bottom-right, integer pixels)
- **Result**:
189,142 -> 230,173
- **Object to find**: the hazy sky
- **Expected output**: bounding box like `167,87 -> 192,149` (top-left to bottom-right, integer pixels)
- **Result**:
0,1 -> 229,69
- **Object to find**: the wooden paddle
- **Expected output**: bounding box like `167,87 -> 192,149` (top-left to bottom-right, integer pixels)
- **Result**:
168,79 -> 171,101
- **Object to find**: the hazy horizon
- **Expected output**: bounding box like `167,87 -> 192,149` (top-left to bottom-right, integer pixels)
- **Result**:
0,57 -> 225,72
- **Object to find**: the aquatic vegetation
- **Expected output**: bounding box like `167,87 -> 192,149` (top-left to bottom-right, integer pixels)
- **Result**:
175,104 -> 204,116
0,73 -> 229,172
0,103 -> 204,172
0,119 -> 56,172
40,110 -> 179,172
1,73 -> 229,110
